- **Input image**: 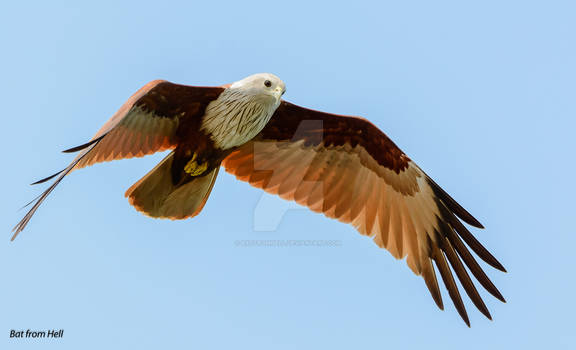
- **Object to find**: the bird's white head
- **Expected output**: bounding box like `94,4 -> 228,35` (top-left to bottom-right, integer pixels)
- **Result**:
202,73 -> 286,149
230,73 -> 286,103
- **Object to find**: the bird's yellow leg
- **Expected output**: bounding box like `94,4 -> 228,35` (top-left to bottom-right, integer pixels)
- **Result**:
184,153 -> 208,176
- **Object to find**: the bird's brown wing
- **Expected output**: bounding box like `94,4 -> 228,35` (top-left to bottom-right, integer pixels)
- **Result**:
222,100 -> 506,326
13,81 -> 224,239
69,80 -> 224,169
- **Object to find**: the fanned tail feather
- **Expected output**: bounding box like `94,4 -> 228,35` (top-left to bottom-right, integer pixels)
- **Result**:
125,151 -> 219,219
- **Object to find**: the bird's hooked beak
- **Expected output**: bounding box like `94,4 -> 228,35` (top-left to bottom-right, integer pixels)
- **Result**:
275,86 -> 286,98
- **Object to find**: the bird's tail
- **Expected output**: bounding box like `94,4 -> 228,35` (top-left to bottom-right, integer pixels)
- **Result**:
125,151 -> 219,219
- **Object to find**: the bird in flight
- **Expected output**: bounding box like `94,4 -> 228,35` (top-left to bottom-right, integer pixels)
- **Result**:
13,73 -> 505,325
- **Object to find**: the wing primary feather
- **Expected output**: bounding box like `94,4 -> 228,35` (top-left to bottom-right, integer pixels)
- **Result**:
440,204 -> 507,272
432,240 -> 470,327
421,247 -> 444,310
14,169 -> 72,240
438,206 -> 506,302
437,220 -> 492,320
448,228 -> 506,302
62,134 -> 107,153
12,143 -> 100,240
426,176 -> 484,228
19,192 -> 47,210
34,135 -> 110,185
31,169 -> 65,185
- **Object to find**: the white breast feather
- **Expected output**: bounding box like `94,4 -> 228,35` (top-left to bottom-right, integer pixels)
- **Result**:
200,89 -> 278,150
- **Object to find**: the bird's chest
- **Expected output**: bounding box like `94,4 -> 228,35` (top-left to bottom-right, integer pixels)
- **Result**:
200,99 -> 274,150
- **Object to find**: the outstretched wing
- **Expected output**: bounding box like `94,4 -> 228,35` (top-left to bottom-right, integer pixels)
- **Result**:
12,81 -> 224,240
222,100 -> 506,326
70,80 -> 224,169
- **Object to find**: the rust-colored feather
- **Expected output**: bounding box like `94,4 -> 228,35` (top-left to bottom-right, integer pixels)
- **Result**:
16,81 -> 225,238
223,100 -> 506,325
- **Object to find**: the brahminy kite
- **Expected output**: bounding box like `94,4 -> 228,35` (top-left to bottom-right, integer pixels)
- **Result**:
13,73 -> 505,326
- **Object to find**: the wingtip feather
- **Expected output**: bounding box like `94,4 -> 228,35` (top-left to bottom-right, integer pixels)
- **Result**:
62,135 -> 106,153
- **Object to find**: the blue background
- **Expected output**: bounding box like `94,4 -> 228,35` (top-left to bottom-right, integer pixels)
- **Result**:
1,1 -> 574,348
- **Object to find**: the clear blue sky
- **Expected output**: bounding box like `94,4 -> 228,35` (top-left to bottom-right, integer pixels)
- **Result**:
1,1 -> 574,349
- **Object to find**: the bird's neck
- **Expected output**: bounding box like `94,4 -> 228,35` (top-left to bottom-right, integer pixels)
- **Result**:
200,89 -> 279,150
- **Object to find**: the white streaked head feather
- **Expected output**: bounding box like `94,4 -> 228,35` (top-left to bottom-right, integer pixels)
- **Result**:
201,73 -> 286,150
230,73 -> 286,100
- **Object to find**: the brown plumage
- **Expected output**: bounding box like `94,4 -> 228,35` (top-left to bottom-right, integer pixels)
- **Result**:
14,73 -> 505,326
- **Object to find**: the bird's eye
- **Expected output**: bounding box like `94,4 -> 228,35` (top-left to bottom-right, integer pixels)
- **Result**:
264,80 -> 272,88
